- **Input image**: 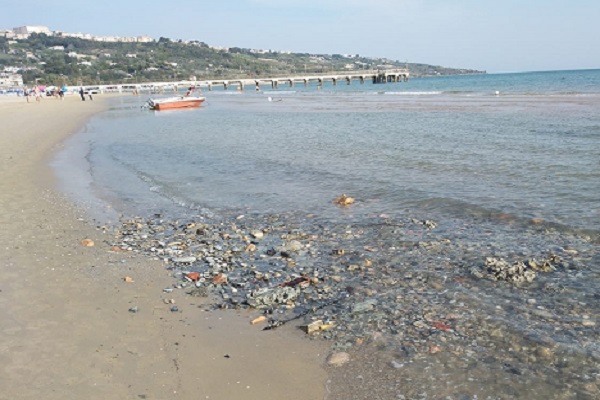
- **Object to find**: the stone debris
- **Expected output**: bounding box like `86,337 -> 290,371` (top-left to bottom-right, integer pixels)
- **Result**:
334,194 -> 354,206
471,255 -> 559,285
103,212 -> 599,399
81,238 -> 95,247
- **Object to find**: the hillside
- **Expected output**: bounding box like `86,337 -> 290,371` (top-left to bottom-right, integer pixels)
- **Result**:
0,33 -> 485,86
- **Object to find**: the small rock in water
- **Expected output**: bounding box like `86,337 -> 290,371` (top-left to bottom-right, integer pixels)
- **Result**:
128,306 -> 138,313
334,194 -> 354,206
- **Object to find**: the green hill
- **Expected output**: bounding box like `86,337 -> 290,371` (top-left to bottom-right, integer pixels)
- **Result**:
0,33 -> 485,86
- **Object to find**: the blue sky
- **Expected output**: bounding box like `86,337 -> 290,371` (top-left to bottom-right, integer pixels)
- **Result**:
1,0 -> 598,73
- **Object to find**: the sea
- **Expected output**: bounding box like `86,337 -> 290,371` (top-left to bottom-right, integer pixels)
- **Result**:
53,69 -> 600,399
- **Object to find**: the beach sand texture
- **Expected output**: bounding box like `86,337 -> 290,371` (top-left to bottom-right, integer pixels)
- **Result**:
0,95 -> 327,400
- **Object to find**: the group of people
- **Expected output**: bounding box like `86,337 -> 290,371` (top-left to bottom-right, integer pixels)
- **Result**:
78,87 -> 93,101
23,85 -> 68,102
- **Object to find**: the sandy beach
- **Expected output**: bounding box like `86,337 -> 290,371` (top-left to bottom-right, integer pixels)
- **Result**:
0,94 -> 328,399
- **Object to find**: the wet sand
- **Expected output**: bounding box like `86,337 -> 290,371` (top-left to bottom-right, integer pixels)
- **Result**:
0,94 -> 327,399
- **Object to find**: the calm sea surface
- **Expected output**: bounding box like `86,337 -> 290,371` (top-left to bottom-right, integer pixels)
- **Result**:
54,69 -> 600,398
57,69 -> 600,232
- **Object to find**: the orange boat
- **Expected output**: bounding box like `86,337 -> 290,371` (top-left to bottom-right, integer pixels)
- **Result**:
147,96 -> 205,110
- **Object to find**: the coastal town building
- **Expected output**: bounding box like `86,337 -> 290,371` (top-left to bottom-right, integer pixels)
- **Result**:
13,25 -> 51,35
0,72 -> 24,88
2,26 -> 155,44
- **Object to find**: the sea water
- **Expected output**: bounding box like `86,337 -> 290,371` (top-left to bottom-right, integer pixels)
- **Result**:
54,69 -> 600,398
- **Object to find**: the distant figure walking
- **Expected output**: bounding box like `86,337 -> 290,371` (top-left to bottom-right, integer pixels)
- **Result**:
79,87 -> 85,101
24,87 -> 29,103
34,86 -> 42,102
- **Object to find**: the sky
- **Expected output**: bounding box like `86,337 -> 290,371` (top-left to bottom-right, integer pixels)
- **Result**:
1,0 -> 598,73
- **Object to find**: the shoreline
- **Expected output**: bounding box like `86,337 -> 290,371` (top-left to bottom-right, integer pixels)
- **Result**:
0,94 -> 328,399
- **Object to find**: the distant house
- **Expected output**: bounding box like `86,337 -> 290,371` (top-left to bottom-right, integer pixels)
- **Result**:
50,45 -> 65,51
99,53 -> 112,58
13,25 -> 51,35
2,66 -> 21,73
136,35 -> 153,43
126,53 -> 137,58
0,72 -> 24,88
78,61 -> 92,66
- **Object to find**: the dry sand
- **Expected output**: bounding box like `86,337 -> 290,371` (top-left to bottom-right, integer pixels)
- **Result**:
0,94 -> 328,399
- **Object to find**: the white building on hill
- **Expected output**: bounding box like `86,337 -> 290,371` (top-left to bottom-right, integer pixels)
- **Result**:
13,26 -> 51,35
0,72 -> 24,88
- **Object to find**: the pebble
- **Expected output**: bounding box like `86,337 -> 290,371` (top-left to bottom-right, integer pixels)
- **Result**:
327,352 -> 350,366
105,209 -> 598,399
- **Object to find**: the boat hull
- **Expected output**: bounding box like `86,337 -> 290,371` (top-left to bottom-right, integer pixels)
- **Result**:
148,96 -> 205,110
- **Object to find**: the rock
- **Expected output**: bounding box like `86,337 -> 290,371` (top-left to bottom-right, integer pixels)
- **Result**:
172,256 -> 197,264
124,276 -> 134,283
429,345 -> 442,354
212,273 -> 228,285
247,286 -> 300,308
303,320 -> 324,334
250,230 -> 264,239
352,299 -> 378,314
279,240 -> 303,252
334,194 -> 354,206
128,306 -> 138,313
81,239 -> 95,247
327,352 -> 350,366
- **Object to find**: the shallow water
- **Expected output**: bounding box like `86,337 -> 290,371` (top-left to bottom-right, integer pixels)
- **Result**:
54,69 -> 600,399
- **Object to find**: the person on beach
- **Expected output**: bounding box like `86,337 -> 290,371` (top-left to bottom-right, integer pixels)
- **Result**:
24,87 -> 29,103
34,86 -> 42,102
79,87 -> 85,101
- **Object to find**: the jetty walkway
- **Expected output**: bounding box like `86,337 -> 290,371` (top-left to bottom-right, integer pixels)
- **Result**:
79,69 -> 409,94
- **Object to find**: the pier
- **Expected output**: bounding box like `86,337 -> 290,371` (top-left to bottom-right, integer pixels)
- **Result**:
77,69 -> 409,94
201,68 -> 409,91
